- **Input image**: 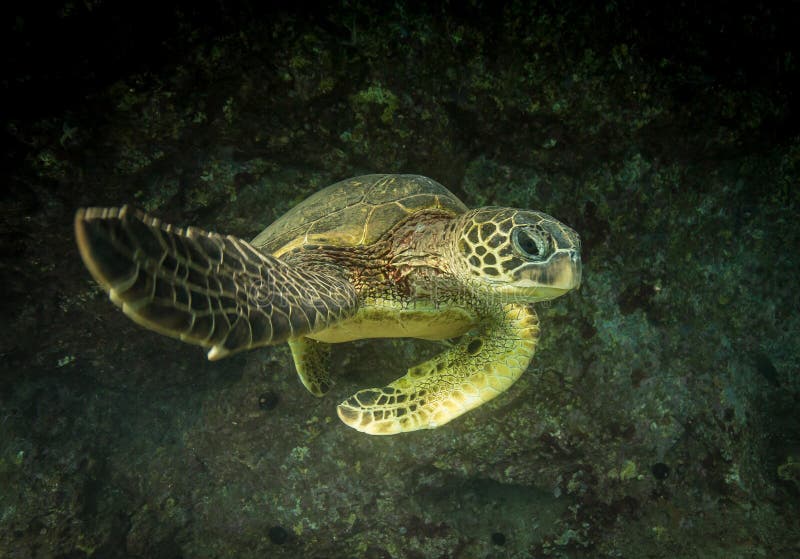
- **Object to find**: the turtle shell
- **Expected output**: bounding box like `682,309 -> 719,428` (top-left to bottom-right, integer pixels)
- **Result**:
251,174 -> 468,257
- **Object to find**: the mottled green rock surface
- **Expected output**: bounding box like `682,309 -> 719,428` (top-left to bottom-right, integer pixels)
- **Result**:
1,2 -> 798,558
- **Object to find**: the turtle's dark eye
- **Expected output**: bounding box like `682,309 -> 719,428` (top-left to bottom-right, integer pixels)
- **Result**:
512,228 -> 548,261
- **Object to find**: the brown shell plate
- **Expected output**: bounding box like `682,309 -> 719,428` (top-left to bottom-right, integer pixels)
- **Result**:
250,174 -> 468,257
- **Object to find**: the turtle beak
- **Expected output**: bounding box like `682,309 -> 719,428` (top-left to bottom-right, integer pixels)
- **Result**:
512,249 -> 582,299
570,249 -> 582,289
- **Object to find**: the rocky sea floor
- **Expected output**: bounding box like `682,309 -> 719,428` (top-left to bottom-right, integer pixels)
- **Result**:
1,2 -> 798,558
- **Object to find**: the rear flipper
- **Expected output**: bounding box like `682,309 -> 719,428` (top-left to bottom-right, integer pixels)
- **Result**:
289,336 -> 333,396
337,303 -> 540,435
75,206 -> 358,359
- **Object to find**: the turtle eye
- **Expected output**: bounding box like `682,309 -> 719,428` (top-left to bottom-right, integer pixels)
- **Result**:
512,227 -> 549,261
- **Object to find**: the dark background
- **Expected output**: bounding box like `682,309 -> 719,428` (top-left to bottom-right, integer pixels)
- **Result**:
1,2 -> 798,558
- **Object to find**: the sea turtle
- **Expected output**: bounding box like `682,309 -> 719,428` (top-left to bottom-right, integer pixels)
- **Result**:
75,174 -> 581,435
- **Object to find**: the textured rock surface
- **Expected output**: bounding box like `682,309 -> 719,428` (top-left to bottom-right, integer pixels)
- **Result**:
1,2 -> 798,558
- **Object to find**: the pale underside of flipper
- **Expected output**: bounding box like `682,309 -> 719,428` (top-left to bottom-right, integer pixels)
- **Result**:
337,303 -> 540,435
74,206 -> 358,360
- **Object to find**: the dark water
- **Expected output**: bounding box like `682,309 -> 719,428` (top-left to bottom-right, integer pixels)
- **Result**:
1,2 -> 798,558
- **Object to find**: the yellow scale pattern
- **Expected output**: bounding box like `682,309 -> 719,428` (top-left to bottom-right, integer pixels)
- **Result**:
336,303 -> 540,434
75,206 -> 358,361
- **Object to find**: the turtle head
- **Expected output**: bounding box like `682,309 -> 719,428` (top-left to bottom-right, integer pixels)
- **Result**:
451,207 -> 581,302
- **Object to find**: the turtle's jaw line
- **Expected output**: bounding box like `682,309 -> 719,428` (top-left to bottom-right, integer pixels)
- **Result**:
491,283 -> 573,303
512,251 -> 581,291
467,248 -> 581,303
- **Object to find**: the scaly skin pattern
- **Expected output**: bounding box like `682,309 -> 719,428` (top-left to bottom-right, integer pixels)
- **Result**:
75,175 -> 581,435
74,206 -> 358,361
289,336 -> 333,396
285,206 -> 577,435
337,303 -> 540,434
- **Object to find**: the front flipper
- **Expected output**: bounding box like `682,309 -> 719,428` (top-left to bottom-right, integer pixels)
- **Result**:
337,303 -> 540,435
75,206 -> 358,360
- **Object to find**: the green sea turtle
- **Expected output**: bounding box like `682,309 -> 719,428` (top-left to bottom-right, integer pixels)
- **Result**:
75,174 -> 581,435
